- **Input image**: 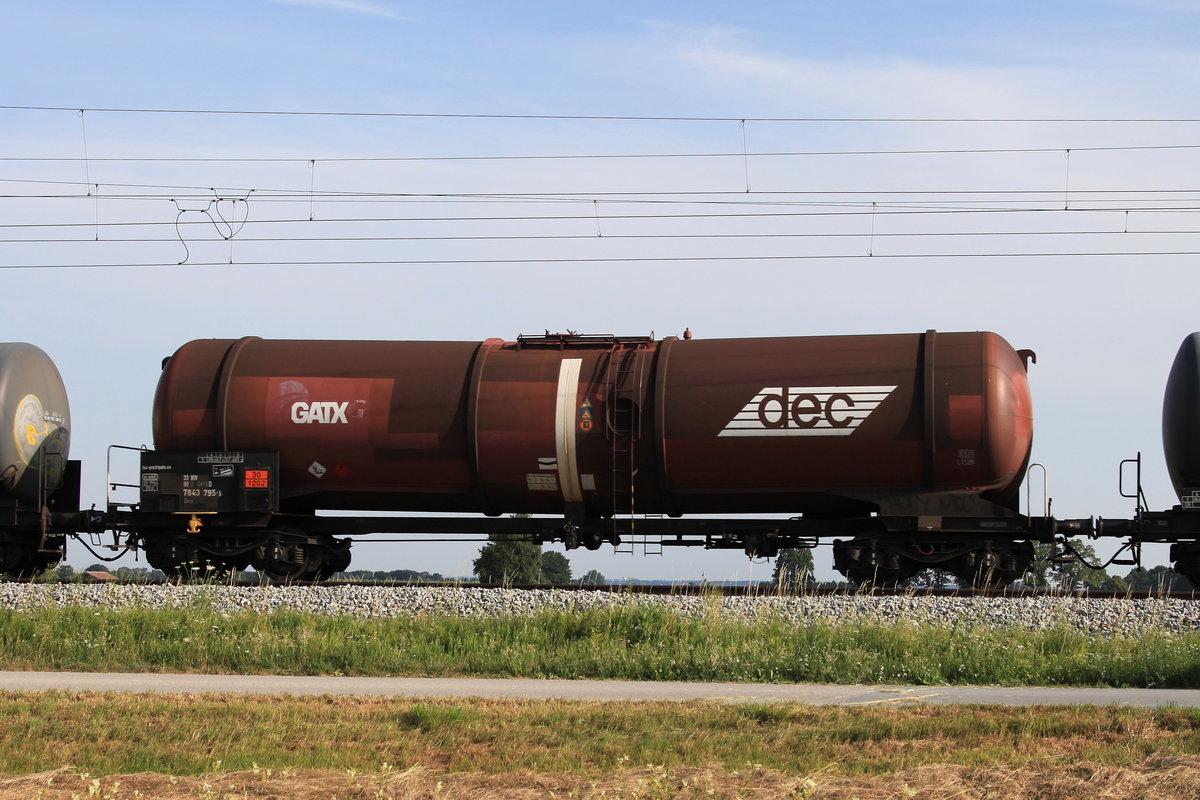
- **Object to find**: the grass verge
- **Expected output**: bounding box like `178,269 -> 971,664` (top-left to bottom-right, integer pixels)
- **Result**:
0,603 -> 1197,686
0,694 -> 1198,796
1,692 -> 1195,774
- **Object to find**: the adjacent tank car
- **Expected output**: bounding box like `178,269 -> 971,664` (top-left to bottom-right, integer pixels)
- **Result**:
1097,332 -> 1200,586
0,343 -> 75,577
1163,332 -> 1200,504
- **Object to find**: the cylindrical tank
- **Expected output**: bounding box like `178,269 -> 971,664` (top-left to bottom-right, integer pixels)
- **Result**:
152,330 -> 1033,517
0,343 -> 71,505
1163,332 -> 1200,505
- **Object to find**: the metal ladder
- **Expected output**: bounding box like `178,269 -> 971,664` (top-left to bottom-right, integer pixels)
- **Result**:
606,343 -> 661,555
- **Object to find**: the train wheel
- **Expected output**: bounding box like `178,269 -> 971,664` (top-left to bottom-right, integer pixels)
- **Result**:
949,541 -> 1034,590
211,557 -> 252,576
0,531 -> 61,580
143,533 -> 195,580
292,537 -> 352,582
250,529 -> 327,584
201,543 -> 254,578
1169,542 -> 1200,588
311,537 -> 352,581
842,564 -> 920,587
6,560 -> 42,582
166,559 -> 233,583
1174,564 -> 1200,589
142,533 -> 238,582
832,538 -> 921,587
255,562 -> 308,583
2,547 -> 45,581
27,552 -> 64,581
252,549 -> 312,582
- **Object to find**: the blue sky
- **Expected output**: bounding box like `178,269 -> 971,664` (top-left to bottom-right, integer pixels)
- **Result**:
3,0 -> 1200,580
10,1 -> 1198,115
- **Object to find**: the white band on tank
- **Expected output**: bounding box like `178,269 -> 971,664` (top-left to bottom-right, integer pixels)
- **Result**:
555,358 -> 584,503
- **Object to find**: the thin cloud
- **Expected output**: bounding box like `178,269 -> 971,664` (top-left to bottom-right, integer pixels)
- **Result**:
269,0 -> 409,21
659,24 -> 1194,120
1103,0 -> 1200,10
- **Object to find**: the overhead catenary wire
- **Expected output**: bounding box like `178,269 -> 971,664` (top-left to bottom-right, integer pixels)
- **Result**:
5,206 -> 1200,234
9,195 -> 1200,213
4,142 -> 1200,164
8,186 -> 1200,212
7,105 -> 1200,123
7,174 -> 1200,209
11,171 -> 1200,198
5,106 -> 1200,268
4,229 -> 1197,245
2,251 -> 1200,270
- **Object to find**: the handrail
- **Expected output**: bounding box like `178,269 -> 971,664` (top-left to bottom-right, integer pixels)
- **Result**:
1119,452 -> 1149,517
1025,462 -> 1048,523
106,444 -> 148,511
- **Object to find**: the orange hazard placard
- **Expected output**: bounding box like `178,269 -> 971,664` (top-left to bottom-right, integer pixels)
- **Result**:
244,469 -> 270,489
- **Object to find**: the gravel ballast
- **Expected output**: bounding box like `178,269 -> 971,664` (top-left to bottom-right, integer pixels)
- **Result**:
0,584 -> 1195,635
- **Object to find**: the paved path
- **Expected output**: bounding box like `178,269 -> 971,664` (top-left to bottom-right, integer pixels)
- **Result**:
0,671 -> 1197,707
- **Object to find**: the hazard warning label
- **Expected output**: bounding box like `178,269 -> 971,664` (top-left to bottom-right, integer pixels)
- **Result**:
579,399 -> 594,433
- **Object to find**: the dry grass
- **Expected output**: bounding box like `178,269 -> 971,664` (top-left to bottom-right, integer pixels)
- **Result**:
0,691 -> 1198,796
5,757 -> 1200,799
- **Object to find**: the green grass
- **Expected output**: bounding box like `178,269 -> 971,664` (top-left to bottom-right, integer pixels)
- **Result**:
0,602 -> 1197,687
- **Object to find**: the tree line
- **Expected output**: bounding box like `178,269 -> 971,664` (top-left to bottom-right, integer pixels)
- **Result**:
470,535 -> 605,585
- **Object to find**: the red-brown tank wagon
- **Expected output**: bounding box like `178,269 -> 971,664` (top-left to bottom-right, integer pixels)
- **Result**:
139,329 -> 1047,585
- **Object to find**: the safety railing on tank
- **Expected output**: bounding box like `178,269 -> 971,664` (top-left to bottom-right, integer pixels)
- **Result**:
1119,452 -> 1148,519
106,444 -> 148,512
1025,463 -> 1048,525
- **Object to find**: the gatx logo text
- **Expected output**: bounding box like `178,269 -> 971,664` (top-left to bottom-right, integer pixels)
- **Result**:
291,401 -> 350,424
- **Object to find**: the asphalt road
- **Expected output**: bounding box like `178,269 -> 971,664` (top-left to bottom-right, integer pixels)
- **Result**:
0,671 -> 1197,707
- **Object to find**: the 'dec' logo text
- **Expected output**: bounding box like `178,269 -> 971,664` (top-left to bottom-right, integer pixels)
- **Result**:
719,385 -> 897,438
